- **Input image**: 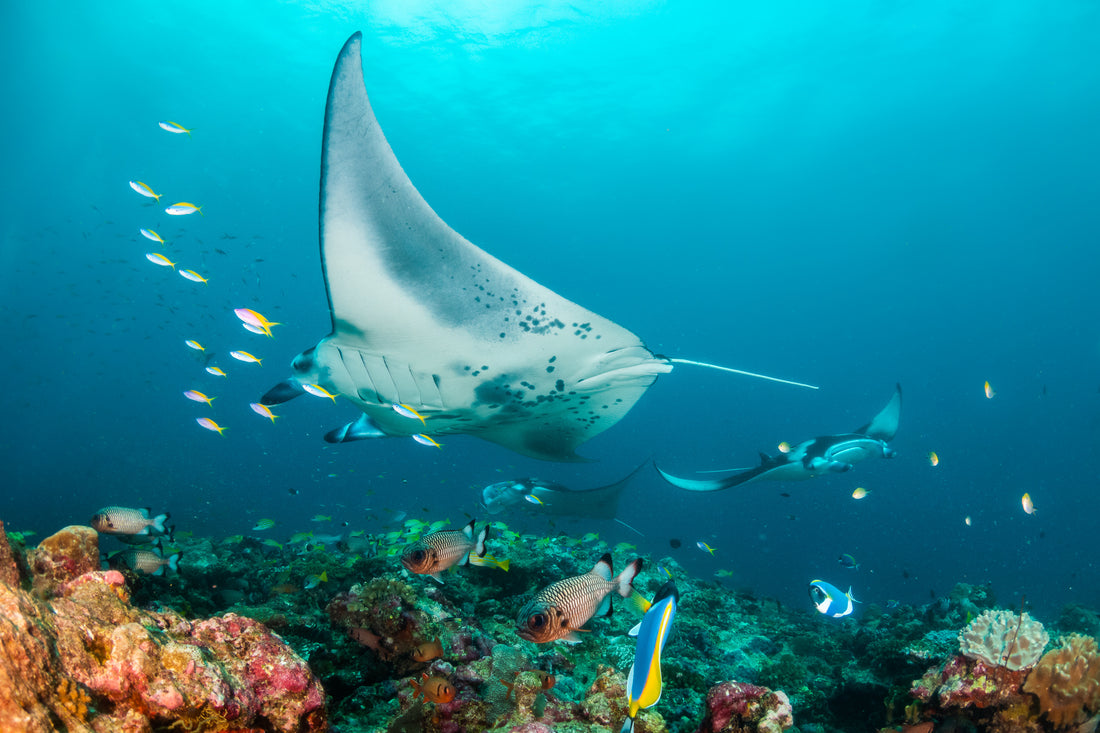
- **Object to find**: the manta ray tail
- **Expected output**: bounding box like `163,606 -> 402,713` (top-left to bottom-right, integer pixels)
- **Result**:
667,358 -> 819,390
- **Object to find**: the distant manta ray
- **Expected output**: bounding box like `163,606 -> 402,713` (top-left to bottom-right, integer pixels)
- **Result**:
262,32 -> 816,462
657,383 -> 902,491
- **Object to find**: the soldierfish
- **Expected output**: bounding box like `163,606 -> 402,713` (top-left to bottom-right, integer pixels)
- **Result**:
110,548 -> 181,576
91,506 -> 169,537
409,672 -> 455,704
401,519 -> 488,583
411,638 -> 444,663
516,553 -> 642,644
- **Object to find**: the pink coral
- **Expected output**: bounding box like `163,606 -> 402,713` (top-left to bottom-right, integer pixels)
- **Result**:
0,526 -> 327,732
696,681 -> 794,733
927,655 -> 1030,710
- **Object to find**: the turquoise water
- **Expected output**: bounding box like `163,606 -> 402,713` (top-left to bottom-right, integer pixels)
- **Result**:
3,1 -> 1099,617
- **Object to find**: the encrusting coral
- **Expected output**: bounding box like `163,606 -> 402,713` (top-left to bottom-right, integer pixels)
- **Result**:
0,523 -> 327,732
958,609 -> 1050,671
1023,633 -> 1100,728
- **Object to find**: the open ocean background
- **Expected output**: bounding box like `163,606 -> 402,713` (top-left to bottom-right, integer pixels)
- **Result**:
2,1 -> 1098,619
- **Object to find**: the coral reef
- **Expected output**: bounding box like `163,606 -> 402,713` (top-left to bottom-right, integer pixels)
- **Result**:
6,517 -> 1100,733
0,524 -> 327,732
1023,633 -> 1100,728
958,609 -> 1050,671
695,681 -> 793,733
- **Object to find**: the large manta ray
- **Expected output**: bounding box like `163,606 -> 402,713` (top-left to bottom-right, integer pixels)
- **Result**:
263,33 -> 813,462
657,384 -> 902,491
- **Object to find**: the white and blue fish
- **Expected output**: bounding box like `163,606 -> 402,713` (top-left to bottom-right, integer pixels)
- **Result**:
809,579 -> 860,618
622,582 -> 679,733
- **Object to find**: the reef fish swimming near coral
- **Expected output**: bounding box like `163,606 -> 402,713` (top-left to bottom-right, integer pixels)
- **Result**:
259,32 -> 815,463
91,506 -> 170,537
622,581 -> 679,733
809,579 -> 860,618
401,519 -> 488,583
656,384 -> 902,491
516,553 -> 642,643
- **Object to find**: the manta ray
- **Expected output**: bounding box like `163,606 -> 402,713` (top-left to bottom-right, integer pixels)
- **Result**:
262,33 -> 814,462
657,383 -> 902,491
480,463 -> 645,520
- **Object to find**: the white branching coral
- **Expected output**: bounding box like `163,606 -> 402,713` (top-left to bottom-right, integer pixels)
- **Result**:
958,609 -> 1049,671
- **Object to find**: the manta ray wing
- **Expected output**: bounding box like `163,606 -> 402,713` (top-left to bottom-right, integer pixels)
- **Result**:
278,33 -> 671,461
654,453 -> 809,491
854,383 -> 902,441
529,462 -> 646,518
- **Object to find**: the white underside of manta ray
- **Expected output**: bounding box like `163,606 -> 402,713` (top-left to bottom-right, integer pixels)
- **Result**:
656,384 -> 902,491
262,32 -> 815,462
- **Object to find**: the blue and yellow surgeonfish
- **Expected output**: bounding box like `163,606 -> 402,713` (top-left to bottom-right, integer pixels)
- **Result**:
808,579 -> 860,617
621,581 -> 679,733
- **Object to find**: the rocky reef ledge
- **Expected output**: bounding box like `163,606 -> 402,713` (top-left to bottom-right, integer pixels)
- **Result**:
0,520 -> 327,733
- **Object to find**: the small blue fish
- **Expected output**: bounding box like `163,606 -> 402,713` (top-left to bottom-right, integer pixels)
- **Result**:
838,553 -> 860,570
696,541 -> 715,555
809,579 -> 860,618
622,582 -> 679,733
885,599 -> 900,610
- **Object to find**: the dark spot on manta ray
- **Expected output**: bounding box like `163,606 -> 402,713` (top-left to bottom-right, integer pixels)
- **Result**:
556,379 -> 565,392
499,332 -> 506,338
546,366 -> 555,373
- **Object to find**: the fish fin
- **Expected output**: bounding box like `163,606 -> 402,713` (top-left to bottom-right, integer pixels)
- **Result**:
626,589 -> 651,616
474,524 -> 489,557
561,631 -> 585,644
615,558 -> 644,598
324,414 -> 389,443
497,558 -> 510,571
592,553 -> 613,581
152,513 -> 169,534
168,553 -> 181,573
627,621 -> 642,637
848,587 -> 862,604
430,572 -> 445,584
261,379 -> 306,405
595,595 -> 612,618
856,383 -> 902,441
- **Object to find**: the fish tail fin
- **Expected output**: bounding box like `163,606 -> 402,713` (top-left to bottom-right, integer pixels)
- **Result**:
616,558 -> 644,598
410,677 -> 423,700
168,552 -> 182,573
497,558 -> 509,571
626,589 -> 651,615
848,587 -> 862,604
474,524 -> 489,557
621,716 -> 636,733
152,513 -> 169,534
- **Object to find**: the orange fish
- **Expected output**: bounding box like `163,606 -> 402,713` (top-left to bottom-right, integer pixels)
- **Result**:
269,583 -> 298,595
410,672 -> 455,704
349,627 -> 383,652
411,638 -> 444,663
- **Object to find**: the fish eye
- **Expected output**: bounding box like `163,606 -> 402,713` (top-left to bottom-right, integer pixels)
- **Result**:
411,549 -> 426,563
528,613 -> 547,630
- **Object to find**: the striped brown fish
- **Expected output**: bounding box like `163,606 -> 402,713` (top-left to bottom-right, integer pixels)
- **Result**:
91,506 -> 169,537
517,553 -> 642,643
401,519 -> 488,583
